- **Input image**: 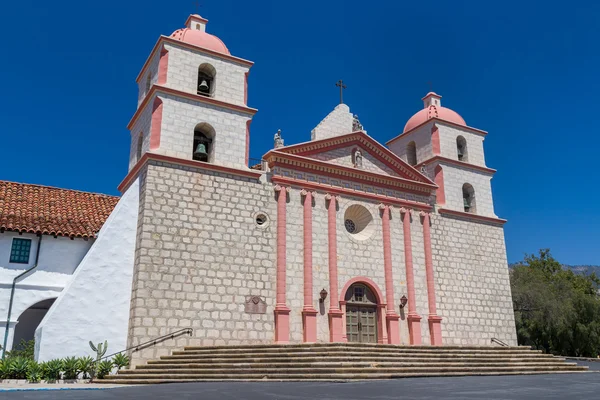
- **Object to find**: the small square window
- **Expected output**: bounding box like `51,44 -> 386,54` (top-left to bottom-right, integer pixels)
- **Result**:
10,238 -> 32,264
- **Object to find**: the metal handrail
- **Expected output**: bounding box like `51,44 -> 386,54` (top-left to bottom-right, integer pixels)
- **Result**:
94,328 -> 193,364
490,337 -> 508,347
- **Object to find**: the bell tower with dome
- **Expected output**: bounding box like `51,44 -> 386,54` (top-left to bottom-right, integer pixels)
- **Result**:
387,92 -> 498,219
126,14 -> 257,172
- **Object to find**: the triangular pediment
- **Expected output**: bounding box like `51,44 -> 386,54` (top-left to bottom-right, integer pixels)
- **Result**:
272,131 -> 433,185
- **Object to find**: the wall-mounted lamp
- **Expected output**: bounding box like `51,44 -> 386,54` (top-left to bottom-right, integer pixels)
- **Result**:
399,295 -> 408,309
319,288 -> 328,303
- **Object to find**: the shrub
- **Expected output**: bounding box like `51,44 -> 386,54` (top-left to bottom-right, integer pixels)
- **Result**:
0,359 -> 12,379
77,356 -> 94,379
27,361 -> 42,383
96,359 -> 114,379
113,353 -> 129,371
8,357 -> 29,379
5,339 -> 35,360
62,356 -> 80,380
42,359 -> 63,381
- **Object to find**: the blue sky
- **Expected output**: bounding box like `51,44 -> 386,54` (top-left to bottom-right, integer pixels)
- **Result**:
1,1 -> 598,265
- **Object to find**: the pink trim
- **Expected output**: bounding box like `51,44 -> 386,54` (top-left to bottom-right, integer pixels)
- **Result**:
150,98 -> 163,150
421,212 -> 442,345
380,205 -> 400,344
128,85 -> 257,130
416,156 -> 497,174
438,208 -> 507,225
245,120 -> 251,167
302,190 -> 317,342
270,176 -> 433,212
386,119 -> 488,146
401,208 -> 422,345
117,153 -> 261,193
326,194 -> 344,342
339,277 -> 387,344
274,185 -> 290,343
275,131 -> 433,185
157,47 -> 168,85
434,165 -> 445,206
136,36 -> 253,83
431,125 -> 441,155
266,150 -> 437,193
244,71 -> 249,105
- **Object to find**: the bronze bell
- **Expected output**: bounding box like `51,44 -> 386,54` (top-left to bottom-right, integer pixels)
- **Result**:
198,79 -> 209,93
194,143 -> 208,161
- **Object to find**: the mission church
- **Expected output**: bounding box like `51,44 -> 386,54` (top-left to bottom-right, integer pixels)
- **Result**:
0,14 -> 516,365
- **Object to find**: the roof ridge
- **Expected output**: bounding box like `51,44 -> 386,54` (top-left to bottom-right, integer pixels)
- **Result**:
0,180 -> 119,199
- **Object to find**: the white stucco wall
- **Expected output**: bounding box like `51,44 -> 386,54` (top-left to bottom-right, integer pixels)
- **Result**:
35,178 -> 139,362
0,233 -> 93,356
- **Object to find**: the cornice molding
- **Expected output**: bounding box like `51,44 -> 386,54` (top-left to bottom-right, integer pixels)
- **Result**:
128,85 -> 257,130
118,153 -> 261,193
417,156 -> 497,175
437,208 -> 507,226
271,176 -> 432,212
265,151 -> 436,196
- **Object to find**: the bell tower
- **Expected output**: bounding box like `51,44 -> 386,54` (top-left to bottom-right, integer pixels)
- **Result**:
127,14 -> 257,171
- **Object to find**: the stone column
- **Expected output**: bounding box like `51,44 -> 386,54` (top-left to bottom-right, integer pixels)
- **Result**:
301,190 -> 318,342
420,211 -> 443,345
379,204 -> 400,344
274,185 -> 290,342
400,207 -> 422,345
326,194 -> 344,342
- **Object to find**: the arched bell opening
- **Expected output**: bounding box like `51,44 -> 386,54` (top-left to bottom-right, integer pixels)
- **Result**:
197,63 -> 216,97
192,122 -> 216,163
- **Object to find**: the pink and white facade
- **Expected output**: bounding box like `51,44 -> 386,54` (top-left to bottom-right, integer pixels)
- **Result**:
117,14 -> 517,365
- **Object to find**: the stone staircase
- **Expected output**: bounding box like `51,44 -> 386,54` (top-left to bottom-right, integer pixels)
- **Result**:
99,343 -> 589,384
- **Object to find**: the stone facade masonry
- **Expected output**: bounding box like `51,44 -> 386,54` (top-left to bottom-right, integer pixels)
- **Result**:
441,166 -> 496,217
164,43 -> 250,107
157,93 -> 251,168
311,104 -> 354,141
311,145 -> 399,177
129,105 -> 153,171
388,123 -> 433,166
431,214 -> 516,346
437,123 -> 486,167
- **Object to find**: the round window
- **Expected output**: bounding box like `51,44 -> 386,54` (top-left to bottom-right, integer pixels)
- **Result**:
256,214 -> 267,226
344,219 -> 356,233
343,204 -> 375,241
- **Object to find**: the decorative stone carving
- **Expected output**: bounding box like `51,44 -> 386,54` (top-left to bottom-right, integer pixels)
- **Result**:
354,149 -> 363,169
352,114 -> 363,131
244,296 -> 267,314
274,129 -> 284,148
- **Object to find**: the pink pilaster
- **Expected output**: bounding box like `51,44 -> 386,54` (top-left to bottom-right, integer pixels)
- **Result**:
380,204 -> 400,344
401,208 -> 422,345
420,212 -> 443,345
326,194 -> 344,342
301,190 -> 318,343
274,185 -> 290,343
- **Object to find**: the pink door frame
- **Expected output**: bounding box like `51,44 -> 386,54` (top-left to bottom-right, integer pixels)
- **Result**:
339,277 -> 388,344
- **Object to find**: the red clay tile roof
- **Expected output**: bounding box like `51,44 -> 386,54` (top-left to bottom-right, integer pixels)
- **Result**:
0,180 -> 119,238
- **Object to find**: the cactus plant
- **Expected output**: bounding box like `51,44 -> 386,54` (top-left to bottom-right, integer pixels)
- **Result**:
89,340 -> 108,362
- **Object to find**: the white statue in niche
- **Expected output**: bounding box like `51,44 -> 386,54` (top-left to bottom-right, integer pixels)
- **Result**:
274,129 -> 284,149
354,149 -> 363,168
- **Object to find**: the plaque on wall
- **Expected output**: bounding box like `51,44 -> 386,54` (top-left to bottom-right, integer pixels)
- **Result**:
244,296 -> 267,314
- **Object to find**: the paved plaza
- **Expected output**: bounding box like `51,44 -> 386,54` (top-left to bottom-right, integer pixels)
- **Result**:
2,363 -> 599,400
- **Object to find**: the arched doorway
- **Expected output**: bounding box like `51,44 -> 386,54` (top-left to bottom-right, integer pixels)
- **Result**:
12,298 -> 56,350
344,284 -> 378,343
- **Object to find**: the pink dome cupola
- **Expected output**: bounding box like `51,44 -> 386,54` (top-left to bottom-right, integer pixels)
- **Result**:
170,14 -> 230,55
403,92 -> 466,133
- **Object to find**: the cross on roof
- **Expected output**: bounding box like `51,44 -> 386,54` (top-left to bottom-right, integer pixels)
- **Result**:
335,80 -> 347,104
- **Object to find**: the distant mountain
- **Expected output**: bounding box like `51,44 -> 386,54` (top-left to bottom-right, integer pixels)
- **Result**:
509,263 -> 600,276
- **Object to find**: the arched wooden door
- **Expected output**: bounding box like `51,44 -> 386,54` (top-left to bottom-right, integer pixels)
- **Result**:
345,284 -> 378,343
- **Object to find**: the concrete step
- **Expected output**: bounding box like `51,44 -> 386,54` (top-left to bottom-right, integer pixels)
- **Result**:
123,363 -> 584,374
182,343 -> 532,351
133,361 -> 574,371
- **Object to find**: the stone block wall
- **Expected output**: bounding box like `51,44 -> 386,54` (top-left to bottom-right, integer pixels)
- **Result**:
441,166 -> 496,217
437,124 -> 486,167
387,123 -> 433,166
311,145 -> 399,177
164,44 -> 250,107
137,50 -> 160,107
128,104 -> 153,171
431,213 -> 517,346
311,104 -> 354,141
127,161 -> 276,365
